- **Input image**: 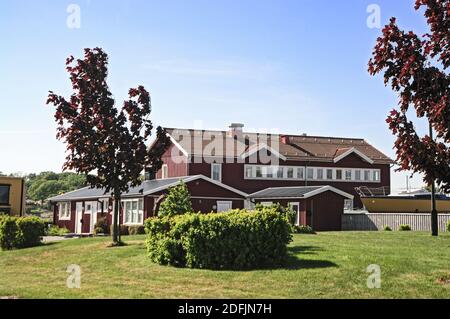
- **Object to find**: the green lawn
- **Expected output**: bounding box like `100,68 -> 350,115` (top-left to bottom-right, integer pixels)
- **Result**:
0,232 -> 449,298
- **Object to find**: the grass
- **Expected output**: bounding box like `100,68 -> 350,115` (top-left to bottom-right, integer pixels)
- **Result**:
0,232 -> 449,298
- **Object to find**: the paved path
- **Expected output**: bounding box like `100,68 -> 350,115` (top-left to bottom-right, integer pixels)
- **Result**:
42,236 -> 73,243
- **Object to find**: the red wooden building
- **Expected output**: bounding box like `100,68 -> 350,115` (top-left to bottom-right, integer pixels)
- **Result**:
49,123 -> 392,233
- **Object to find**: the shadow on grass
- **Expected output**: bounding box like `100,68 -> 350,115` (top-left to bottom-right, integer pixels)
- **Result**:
283,245 -> 337,270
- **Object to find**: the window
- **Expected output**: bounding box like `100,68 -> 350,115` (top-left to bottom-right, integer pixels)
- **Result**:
264,166 -> 273,178
242,164 -> 380,183
326,169 -> 333,180
344,199 -> 354,211
276,167 -> 284,178
123,199 -> 144,225
256,166 -> 262,178
345,169 -> 352,181
99,199 -> 109,212
161,164 -> 168,179
58,202 -> 71,220
317,168 -> 324,180
297,167 -> 304,180
287,167 -> 294,178
373,170 -> 380,182
245,166 -> 253,178
217,201 -> 232,212
0,185 -> 10,205
307,168 -> 314,180
211,163 -> 222,182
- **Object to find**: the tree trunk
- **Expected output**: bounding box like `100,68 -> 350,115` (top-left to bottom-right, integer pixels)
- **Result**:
112,191 -> 121,244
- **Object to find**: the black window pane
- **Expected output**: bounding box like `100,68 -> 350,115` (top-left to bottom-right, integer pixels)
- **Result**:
0,185 -> 10,205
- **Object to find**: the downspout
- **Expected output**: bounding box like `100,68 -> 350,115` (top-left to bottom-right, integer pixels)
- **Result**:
20,178 -> 25,216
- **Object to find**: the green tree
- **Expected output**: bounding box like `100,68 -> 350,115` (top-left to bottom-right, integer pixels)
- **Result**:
26,172 -> 86,202
158,181 -> 193,217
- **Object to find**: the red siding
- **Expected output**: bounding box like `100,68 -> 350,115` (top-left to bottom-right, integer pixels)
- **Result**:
254,190 -> 345,231
155,143 -> 188,179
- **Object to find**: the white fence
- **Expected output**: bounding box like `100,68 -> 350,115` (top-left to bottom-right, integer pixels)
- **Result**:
342,213 -> 450,231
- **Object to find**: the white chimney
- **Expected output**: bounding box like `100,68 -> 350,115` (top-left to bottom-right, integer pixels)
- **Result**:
228,123 -> 244,138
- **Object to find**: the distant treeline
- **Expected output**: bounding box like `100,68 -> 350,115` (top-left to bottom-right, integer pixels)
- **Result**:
10,172 -> 87,202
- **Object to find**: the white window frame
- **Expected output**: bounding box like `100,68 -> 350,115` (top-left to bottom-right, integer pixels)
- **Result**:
307,168 -> 314,180
287,167 -> 294,179
161,164 -> 168,179
211,163 -> 222,182
344,199 -> 354,211
122,198 -> 144,225
345,169 -> 352,181
316,168 -> 324,180
243,164 -> 381,183
216,200 -> 232,212
336,169 -> 343,180
58,202 -> 71,220
85,201 -> 97,214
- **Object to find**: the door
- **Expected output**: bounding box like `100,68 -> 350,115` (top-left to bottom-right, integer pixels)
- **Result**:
289,202 -> 300,225
217,201 -> 232,212
75,202 -> 83,234
86,201 -> 98,233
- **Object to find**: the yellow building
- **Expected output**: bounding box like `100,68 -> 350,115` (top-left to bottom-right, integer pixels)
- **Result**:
0,177 -> 26,216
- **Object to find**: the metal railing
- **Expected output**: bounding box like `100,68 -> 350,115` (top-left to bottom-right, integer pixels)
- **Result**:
355,186 -> 390,197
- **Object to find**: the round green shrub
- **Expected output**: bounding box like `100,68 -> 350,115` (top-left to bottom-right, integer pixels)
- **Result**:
0,216 -> 44,250
383,225 -> 392,231
145,207 -> 293,270
447,220 -> 450,232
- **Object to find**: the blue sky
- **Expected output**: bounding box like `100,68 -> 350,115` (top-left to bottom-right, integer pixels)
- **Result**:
0,0 -> 430,191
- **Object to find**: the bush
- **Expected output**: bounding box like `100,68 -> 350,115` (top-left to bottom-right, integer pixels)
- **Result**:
0,216 -> 45,250
46,225 -> 70,236
255,203 -> 296,226
293,225 -> 315,234
447,220 -> 450,232
158,181 -> 193,217
398,224 -> 411,231
16,217 -> 45,248
383,225 -> 392,231
145,207 -> 293,270
129,225 -> 145,235
0,216 -> 21,250
94,217 -> 109,234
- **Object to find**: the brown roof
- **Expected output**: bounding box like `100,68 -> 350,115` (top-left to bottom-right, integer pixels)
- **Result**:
164,128 -> 393,164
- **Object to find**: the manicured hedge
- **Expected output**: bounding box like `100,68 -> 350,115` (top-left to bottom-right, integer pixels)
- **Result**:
0,216 -> 45,250
145,207 -> 292,270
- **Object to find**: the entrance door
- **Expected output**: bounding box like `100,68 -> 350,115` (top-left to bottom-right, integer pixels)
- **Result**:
86,201 -> 98,233
217,201 -> 232,212
75,202 -> 83,234
289,202 -> 300,225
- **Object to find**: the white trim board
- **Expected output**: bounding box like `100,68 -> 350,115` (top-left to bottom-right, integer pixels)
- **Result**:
333,147 -> 374,164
